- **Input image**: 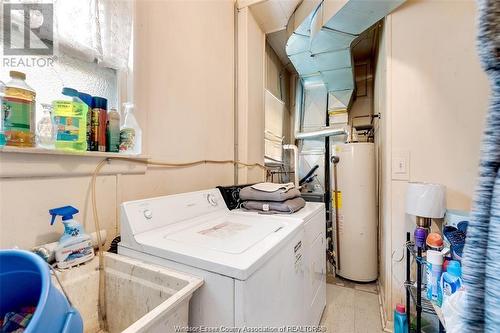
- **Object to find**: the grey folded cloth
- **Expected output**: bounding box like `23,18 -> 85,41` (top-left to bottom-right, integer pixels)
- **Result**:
239,183 -> 301,202
241,197 -> 306,214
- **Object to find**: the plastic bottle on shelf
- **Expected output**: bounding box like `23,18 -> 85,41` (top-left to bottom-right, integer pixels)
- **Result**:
78,92 -> 93,151
106,107 -> 120,152
393,304 -> 408,333
37,103 -> 56,149
0,80 -> 5,147
119,103 -> 141,155
426,250 -> 444,302
52,87 -> 88,152
91,97 -> 108,152
438,260 -> 462,306
3,71 -> 36,147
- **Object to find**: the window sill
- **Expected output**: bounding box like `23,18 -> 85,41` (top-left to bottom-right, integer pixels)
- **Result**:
0,146 -> 149,178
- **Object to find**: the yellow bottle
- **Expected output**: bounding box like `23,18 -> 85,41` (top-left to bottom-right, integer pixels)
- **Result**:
52,88 -> 87,152
3,71 -> 36,147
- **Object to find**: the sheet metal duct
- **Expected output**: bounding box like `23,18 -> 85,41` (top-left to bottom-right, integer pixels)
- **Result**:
286,0 -> 405,111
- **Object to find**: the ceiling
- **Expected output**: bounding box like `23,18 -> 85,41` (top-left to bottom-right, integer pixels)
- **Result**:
245,0 -> 302,34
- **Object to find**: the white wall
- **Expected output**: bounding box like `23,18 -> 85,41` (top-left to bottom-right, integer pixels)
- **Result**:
0,0 -> 237,249
375,0 -> 489,324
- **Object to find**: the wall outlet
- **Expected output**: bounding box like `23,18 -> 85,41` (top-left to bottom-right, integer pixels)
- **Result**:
392,151 -> 410,180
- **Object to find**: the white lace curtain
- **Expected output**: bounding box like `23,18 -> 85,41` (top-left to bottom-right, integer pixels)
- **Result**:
54,0 -> 132,70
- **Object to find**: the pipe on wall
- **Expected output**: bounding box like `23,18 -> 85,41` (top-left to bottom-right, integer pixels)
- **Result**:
295,127 -> 347,140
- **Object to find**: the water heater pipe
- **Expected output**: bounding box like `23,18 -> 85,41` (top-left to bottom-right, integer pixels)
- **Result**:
283,144 -> 299,188
295,127 -> 347,140
331,155 -> 341,271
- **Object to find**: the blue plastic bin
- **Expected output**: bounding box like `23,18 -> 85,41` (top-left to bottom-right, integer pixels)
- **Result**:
0,249 -> 83,333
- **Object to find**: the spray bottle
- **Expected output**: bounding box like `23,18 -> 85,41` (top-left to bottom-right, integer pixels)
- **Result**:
49,205 -> 94,269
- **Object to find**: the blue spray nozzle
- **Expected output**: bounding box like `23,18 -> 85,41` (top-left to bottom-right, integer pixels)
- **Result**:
49,206 -> 79,225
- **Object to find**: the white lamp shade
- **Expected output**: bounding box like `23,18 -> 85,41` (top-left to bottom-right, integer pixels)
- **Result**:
406,182 -> 446,218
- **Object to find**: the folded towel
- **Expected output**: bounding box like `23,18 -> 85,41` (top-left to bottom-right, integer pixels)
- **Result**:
251,182 -> 295,192
240,183 -> 300,202
241,197 -> 306,214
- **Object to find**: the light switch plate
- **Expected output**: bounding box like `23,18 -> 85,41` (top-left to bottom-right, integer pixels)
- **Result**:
392,151 -> 410,180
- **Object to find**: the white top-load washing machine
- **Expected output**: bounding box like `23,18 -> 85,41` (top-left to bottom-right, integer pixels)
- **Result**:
119,188 -> 326,328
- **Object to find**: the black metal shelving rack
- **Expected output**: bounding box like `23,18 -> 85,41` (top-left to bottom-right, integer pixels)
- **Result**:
405,232 -> 446,333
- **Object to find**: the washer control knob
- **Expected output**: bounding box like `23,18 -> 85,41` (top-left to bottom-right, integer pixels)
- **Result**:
143,209 -> 153,220
207,194 -> 218,206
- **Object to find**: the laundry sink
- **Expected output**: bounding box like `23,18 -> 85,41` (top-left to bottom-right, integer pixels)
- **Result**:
52,252 -> 203,333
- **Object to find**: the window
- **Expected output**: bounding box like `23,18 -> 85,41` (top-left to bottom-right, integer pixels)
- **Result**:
0,0 -> 133,121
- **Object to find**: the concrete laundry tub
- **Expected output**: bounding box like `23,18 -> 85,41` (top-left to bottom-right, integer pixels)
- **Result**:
52,252 -> 203,333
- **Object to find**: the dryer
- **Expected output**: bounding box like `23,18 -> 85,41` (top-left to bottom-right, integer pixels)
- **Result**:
232,202 -> 327,326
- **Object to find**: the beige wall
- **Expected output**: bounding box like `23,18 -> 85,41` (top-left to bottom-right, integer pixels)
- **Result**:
376,0 -> 489,324
265,42 -> 292,144
350,62 -> 373,128
266,42 -> 283,100
0,0 -> 238,249
124,0 -> 236,196
237,7 -> 266,183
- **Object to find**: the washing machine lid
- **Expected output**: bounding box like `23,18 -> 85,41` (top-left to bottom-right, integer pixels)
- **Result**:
164,213 -> 282,254
134,212 -> 300,280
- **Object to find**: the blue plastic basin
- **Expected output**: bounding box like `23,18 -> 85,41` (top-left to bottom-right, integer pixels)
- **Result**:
0,249 -> 83,333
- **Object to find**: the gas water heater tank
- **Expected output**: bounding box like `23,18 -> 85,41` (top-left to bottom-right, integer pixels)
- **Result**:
331,142 -> 377,282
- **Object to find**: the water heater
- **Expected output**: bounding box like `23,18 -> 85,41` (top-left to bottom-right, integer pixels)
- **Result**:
330,142 -> 377,282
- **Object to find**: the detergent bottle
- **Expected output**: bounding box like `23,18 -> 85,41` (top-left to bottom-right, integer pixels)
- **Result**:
438,260 -> 462,306
52,88 -> 88,151
49,205 -> 94,269
393,304 -> 408,333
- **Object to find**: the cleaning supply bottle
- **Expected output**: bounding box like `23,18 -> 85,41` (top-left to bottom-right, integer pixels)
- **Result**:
78,92 -> 93,151
0,80 -> 5,147
49,205 -> 94,269
438,260 -> 462,306
3,71 -> 36,147
36,103 -> 56,149
106,107 -> 120,152
426,250 -> 443,302
394,304 -> 408,333
119,102 -> 142,155
53,88 -> 88,151
91,96 -> 108,152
